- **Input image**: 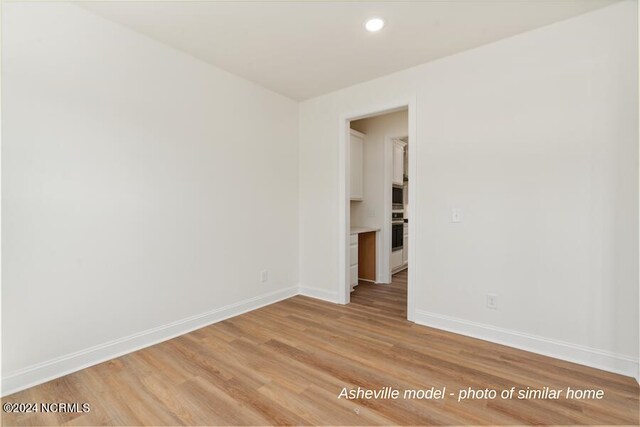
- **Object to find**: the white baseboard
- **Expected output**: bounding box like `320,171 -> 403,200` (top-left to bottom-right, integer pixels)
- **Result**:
392,264 -> 408,275
2,286 -> 299,397
298,285 -> 340,303
414,309 -> 639,381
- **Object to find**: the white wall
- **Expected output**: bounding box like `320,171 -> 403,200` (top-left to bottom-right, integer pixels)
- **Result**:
2,2 -> 299,393
299,0 -> 638,377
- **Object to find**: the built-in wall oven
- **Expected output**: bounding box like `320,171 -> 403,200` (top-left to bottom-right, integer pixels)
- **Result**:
392,185 -> 403,210
392,211 -> 404,251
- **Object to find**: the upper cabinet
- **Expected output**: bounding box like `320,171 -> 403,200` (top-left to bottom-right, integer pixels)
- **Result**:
350,129 -> 364,201
392,140 -> 406,186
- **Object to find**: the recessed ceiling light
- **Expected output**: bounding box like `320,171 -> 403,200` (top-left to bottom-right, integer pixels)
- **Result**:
365,18 -> 385,32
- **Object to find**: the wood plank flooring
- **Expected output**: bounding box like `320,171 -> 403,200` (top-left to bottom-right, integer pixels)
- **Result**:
3,270 -> 638,425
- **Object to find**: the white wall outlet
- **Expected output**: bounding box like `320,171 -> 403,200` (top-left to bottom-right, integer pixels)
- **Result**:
486,293 -> 498,310
260,270 -> 268,283
452,208 -> 462,223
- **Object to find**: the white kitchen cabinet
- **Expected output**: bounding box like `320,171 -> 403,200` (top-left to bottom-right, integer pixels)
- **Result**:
350,130 -> 364,201
350,244 -> 358,267
350,265 -> 358,290
391,249 -> 403,270
392,140 -> 406,186
350,233 -> 358,290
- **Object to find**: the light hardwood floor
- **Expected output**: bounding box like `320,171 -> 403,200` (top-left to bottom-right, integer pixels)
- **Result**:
3,271 -> 639,425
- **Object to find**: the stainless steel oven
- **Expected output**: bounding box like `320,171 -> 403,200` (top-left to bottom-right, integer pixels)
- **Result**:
392,185 -> 403,210
392,211 -> 404,251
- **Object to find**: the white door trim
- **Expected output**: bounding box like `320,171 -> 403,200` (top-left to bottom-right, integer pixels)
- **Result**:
337,96 -> 417,322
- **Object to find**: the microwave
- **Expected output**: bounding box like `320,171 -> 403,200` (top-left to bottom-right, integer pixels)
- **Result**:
392,185 -> 403,209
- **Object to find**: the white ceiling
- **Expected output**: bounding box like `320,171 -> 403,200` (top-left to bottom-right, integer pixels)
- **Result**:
80,0 -> 618,101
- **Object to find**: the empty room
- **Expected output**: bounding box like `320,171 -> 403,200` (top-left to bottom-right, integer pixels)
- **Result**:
2,0 -> 638,426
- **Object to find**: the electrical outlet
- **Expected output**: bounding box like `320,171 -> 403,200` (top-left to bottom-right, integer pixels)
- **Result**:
452,208 -> 462,223
486,293 -> 498,310
260,270 -> 268,283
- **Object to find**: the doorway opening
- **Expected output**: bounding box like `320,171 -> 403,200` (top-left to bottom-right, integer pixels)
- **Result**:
338,98 -> 416,322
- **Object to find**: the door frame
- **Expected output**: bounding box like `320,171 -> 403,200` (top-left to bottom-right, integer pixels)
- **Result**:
337,96 -> 417,322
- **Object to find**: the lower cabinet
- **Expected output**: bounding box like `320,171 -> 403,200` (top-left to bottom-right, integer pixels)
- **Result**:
391,249 -> 403,270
